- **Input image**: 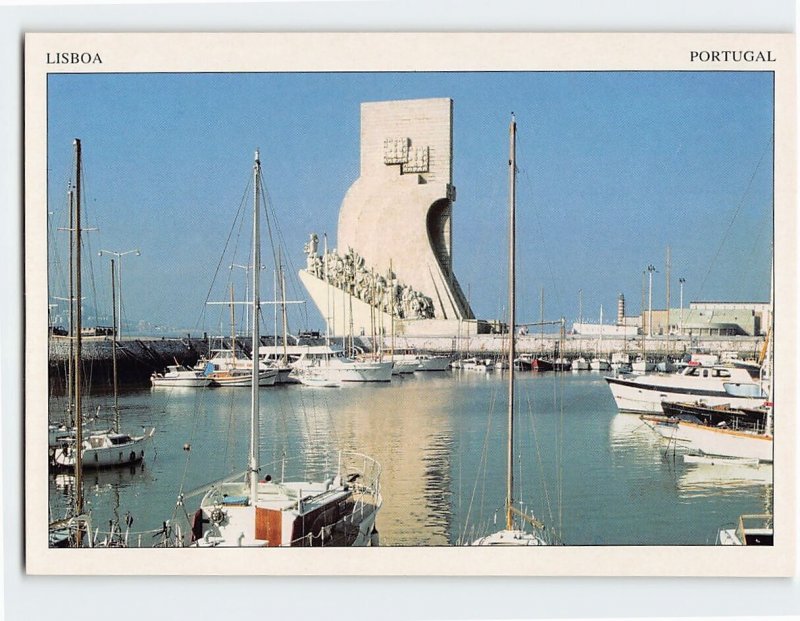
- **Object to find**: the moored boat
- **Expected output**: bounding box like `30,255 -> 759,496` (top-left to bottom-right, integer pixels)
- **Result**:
605,365 -> 767,414
718,514 -> 773,545
151,364 -> 213,388
292,344 -> 393,382
414,353 -> 451,371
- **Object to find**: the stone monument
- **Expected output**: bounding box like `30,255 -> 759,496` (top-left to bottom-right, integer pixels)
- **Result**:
299,98 -> 478,337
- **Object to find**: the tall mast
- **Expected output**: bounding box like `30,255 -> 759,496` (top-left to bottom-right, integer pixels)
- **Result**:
323,234 -> 330,347
111,259 -> 119,433
280,253 -> 289,365
73,138 -> 84,517
665,245 -> 671,352
229,284 -> 236,368
506,114 -> 516,532
250,150 -> 262,504
67,187 -> 75,428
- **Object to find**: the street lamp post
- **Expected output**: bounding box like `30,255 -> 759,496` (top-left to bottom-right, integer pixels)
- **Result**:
98,248 -> 141,339
679,277 -> 686,336
647,264 -> 657,337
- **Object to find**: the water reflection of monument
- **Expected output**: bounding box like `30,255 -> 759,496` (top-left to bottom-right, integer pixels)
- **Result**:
300,98 -> 484,337
287,379 -> 454,545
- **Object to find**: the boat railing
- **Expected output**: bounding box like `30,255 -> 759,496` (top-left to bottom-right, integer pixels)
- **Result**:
735,513 -> 773,545
255,450 -> 382,495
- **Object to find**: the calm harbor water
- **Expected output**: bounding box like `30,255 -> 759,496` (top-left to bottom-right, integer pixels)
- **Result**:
48,370 -> 772,546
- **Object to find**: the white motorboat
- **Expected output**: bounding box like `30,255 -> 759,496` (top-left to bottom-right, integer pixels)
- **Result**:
183,150 -> 382,547
631,356 -> 655,373
392,357 -> 421,375
462,357 -> 494,372
590,357 -> 611,371
292,345 -> 393,382
151,364 -> 213,388
414,353 -> 451,371
604,365 -> 767,414
293,368 -> 342,388
571,356 -> 590,371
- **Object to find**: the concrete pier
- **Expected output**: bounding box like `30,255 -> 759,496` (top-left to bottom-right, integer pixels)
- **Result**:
48,332 -> 765,391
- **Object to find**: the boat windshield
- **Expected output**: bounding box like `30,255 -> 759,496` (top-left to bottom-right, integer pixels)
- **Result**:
723,383 -> 766,398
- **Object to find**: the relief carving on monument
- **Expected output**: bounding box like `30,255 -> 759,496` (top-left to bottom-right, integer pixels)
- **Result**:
303,232 -> 435,320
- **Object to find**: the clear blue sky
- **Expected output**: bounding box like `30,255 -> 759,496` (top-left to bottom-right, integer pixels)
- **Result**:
47,71 -> 773,334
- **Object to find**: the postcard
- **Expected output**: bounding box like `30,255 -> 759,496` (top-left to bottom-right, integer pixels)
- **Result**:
24,32 -> 795,576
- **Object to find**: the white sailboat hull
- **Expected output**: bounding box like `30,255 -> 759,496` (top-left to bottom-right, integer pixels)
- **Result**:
151,376 -> 212,388
391,359 -> 421,374
53,430 -> 154,469
471,528 -> 547,546
414,356 -> 451,371
652,420 -> 773,463
209,369 -> 278,387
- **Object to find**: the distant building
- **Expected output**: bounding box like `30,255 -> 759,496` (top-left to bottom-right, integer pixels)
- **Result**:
574,300 -> 768,338
641,301 -> 768,337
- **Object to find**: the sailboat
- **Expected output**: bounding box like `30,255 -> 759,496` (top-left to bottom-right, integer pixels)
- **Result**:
471,116 -> 549,546
52,140 -> 154,472
184,150 -> 382,546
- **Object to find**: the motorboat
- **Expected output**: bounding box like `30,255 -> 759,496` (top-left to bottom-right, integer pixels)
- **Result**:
605,365 -> 767,414
462,357 -> 494,372
414,353 -> 451,371
571,356 -> 590,371
151,364 -> 213,388
291,345 -> 393,382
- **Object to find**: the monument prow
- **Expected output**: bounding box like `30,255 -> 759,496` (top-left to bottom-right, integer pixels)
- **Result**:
301,98 -> 481,337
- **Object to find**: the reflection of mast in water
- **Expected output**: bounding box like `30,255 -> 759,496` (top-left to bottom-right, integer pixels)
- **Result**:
608,412 -> 663,465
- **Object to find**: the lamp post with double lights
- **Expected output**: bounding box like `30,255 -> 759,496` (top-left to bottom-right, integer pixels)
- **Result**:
647,264 -> 657,337
98,248 -> 141,340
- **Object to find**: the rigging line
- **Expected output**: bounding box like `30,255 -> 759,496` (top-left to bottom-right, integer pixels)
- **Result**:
696,135 -> 773,299
523,386 -> 556,531
258,175 -> 280,286
193,176 -> 251,331
460,383 -> 497,543
516,138 -> 565,318
739,216 -> 772,298
548,359 -> 564,537
258,178 -> 309,331
558,366 -> 565,537
172,383 -> 210,525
